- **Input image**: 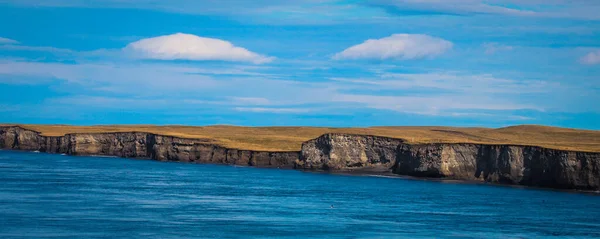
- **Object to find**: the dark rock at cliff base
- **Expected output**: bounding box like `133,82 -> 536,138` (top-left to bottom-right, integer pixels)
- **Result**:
1,126 -> 598,191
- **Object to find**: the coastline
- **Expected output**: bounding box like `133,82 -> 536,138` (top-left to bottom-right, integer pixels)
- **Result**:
1,125 -> 599,192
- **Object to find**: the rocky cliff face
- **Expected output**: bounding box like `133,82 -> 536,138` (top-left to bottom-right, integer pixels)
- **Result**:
0,126 -> 298,168
298,134 -> 403,170
1,126 -> 599,191
299,134 -> 600,191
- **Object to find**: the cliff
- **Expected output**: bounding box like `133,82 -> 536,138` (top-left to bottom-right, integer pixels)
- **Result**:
298,134 -> 600,191
0,126 -> 298,168
1,126 -> 599,191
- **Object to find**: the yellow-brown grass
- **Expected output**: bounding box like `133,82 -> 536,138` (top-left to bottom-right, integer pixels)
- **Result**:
2,124 -> 599,152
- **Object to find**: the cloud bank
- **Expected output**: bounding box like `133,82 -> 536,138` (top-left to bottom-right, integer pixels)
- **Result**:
124,33 -> 274,64
333,34 -> 452,60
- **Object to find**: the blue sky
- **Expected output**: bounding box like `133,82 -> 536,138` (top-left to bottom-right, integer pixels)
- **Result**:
0,0 -> 599,129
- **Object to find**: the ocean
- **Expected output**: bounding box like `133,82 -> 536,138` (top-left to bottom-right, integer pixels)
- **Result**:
0,150 -> 599,238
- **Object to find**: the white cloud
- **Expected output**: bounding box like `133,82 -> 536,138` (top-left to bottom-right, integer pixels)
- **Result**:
483,42 -> 514,54
0,37 -> 19,45
333,34 -> 452,60
580,50 -> 600,65
123,33 -> 274,64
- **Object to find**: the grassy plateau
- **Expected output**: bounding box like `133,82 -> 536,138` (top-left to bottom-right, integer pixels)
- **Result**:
1,124 -> 599,152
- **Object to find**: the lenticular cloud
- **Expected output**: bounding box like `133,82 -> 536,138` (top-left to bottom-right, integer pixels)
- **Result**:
124,33 -> 273,64
333,34 -> 452,60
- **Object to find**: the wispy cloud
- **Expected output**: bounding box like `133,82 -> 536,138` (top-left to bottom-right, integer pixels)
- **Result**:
448,112 -> 533,120
330,72 -> 554,94
230,97 -> 271,105
483,42 -> 514,55
367,0 -> 534,16
0,60 -> 220,94
2,56 -> 593,118
366,0 -> 600,20
234,107 -> 312,114
0,58 -> 337,108
47,96 -> 172,109
1,0 -> 337,14
0,0 -> 372,25
580,50 -> 600,65
325,67 -> 600,115
0,44 -> 74,54
333,34 -> 452,60
328,71 -> 553,115
0,37 -> 19,45
331,93 -> 539,116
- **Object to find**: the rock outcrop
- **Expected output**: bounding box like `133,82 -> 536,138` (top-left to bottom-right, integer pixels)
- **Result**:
298,134 -> 403,170
1,126 -> 599,191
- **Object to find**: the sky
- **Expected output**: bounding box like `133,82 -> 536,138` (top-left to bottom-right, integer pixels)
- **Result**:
0,0 -> 599,129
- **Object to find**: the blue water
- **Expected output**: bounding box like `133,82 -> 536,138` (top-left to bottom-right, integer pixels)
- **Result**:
0,151 -> 599,239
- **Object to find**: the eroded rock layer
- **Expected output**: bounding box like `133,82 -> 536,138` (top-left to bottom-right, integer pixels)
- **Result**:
1,126 -> 599,191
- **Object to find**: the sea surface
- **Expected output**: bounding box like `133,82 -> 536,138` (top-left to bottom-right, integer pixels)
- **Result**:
0,150 -> 599,239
